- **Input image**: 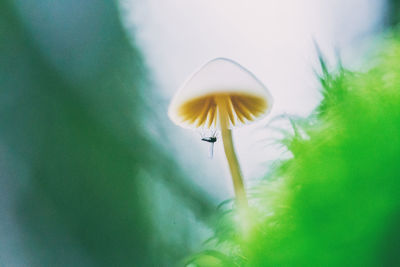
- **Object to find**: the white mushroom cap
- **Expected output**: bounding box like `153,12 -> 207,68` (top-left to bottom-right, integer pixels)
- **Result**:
168,58 -> 273,129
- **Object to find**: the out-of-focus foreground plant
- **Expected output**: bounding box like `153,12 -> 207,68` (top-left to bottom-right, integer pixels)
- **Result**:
187,35 -> 400,266
387,0 -> 400,26
0,1 -> 215,266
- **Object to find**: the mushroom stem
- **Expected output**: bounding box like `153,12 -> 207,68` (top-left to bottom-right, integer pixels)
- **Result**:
220,127 -> 248,209
216,96 -> 248,209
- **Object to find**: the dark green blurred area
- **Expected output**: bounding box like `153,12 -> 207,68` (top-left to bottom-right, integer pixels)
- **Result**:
0,1 -> 215,266
387,0 -> 400,26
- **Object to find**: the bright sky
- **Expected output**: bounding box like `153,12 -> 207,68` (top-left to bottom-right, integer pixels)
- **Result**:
121,0 -> 384,201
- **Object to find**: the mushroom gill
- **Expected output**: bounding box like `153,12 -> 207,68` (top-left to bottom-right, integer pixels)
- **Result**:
177,93 -> 269,128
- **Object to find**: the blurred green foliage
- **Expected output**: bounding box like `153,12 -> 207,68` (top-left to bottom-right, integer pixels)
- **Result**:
189,35 -> 400,266
0,1 -> 215,266
387,0 -> 400,26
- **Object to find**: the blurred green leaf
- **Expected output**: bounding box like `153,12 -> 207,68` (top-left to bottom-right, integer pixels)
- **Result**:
0,1 -> 215,266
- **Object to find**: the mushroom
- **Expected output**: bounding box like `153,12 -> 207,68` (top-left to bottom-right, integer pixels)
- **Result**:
168,58 -> 273,209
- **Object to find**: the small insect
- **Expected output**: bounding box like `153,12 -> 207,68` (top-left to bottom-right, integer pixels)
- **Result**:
201,130 -> 218,158
201,136 -> 217,143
